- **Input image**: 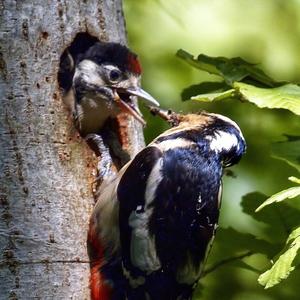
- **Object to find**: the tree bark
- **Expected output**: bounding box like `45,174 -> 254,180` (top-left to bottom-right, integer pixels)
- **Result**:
0,1 -> 144,299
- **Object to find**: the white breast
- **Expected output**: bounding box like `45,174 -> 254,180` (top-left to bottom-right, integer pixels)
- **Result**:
77,96 -> 117,134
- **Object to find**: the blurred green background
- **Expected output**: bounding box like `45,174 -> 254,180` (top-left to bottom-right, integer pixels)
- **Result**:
124,1 -> 300,299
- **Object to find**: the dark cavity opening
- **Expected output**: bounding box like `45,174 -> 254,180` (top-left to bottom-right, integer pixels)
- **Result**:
57,32 -> 99,93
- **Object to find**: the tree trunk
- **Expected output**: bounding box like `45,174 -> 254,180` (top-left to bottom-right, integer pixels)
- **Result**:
0,1 -> 144,299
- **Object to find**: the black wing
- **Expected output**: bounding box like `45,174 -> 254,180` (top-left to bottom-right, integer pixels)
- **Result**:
117,144 -> 223,300
117,145 -> 163,274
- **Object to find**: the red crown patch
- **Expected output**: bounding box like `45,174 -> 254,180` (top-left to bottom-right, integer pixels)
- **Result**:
127,53 -> 142,75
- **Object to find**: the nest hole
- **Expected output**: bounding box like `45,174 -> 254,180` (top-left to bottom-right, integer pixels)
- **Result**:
57,32 -> 99,92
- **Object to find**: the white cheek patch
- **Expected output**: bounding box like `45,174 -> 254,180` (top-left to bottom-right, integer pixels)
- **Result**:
207,130 -> 239,152
74,59 -> 104,86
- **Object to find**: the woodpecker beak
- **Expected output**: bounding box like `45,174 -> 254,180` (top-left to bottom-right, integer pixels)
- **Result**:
114,87 -> 159,126
124,87 -> 160,107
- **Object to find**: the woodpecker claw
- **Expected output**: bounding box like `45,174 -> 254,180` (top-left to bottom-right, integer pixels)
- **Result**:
85,133 -> 116,188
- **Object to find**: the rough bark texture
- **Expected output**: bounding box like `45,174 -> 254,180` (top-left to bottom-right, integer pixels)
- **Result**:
0,1 -> 144,299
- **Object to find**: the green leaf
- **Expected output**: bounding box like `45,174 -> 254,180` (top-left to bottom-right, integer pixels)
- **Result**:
283,135 -> 300,142
289,176 -> 300,184
204,226 -> 280,278
176,49 -> 221,76
196,54 -> 252,84
256,187 -> 300,212
191,89 -> 235,102
204,227 -> 277,276
287,226 -> 300,243
241,193 -> 285,228
241,193 -> 300,243
234,82 -> 300,116
258,227 -> 300,288
272,139 -> 300,172
181,81 -> 230,101
210,227 -> 279,260
176,50 -> 276,86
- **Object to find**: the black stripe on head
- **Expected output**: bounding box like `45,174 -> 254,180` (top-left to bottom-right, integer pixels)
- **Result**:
78,42 -> 142,75
117,146 -> 162,273
156,127 -> 203,144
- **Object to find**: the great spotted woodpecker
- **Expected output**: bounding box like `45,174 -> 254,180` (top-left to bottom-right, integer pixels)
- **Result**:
87,109 -> 246,300
59,41 -> 159,136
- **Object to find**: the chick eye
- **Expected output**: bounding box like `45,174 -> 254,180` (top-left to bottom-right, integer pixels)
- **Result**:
109,69 -> 121,82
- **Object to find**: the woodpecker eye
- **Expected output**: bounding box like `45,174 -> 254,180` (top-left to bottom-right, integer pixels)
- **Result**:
109,69 -> 122,82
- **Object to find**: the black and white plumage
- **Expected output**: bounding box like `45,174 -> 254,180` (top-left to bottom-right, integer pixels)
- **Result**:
59,41 -> 159,136
88,112 -> 246,300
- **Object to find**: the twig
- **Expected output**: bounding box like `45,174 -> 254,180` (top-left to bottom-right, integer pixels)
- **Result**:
202,251 -> 254,277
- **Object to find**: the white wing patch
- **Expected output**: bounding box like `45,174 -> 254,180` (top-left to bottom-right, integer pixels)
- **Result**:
129,158 -> 163,273
73,59 -> 104,86
145,158 -> 163,206
129,210 -> 161,272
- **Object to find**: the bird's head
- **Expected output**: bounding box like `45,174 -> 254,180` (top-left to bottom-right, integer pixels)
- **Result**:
73,42 -> 159,125
150,107 -> 246,168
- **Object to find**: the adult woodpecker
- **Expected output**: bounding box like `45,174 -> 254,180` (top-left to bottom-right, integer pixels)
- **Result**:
88,109 -> 246,300
59,41 -> 159,136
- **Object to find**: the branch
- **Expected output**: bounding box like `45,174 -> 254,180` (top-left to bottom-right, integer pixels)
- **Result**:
202,251 -> 254,277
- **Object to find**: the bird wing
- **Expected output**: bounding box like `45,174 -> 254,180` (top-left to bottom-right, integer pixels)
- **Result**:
117,146 -> 163,276
117,144 -> 222,299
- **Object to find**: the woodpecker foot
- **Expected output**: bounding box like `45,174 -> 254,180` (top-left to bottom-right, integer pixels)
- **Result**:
85,134 -> 115,184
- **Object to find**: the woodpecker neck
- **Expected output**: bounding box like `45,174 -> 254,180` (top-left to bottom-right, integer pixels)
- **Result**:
75,95 -> 119,135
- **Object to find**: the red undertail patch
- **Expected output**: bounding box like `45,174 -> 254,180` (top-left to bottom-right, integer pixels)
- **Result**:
88,220 -> 112,300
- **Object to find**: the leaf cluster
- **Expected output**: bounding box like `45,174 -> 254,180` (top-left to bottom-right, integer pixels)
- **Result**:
177,49 -> 300,116
178,49 -> 300,290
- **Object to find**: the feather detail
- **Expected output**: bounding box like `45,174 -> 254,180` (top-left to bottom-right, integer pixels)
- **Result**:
88,112 -> 246,299
88,220 -> 112,300
127,52 -> 142,75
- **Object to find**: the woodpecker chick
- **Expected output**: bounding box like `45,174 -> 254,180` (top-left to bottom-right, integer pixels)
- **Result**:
65,42 -> 159,136
88,110 -> 246,300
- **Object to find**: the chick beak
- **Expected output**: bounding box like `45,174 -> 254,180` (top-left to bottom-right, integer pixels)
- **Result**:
124,87 -> 160,107
114,87 -> 159,126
